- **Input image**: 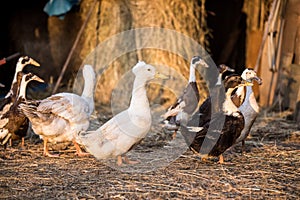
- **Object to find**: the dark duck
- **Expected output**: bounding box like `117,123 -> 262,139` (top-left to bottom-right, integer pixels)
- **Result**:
196,64 -> 235,127
0,56 -> 40,111
162,56 -> 209,139
180,75 -> 252,164
0,73 -> 44,147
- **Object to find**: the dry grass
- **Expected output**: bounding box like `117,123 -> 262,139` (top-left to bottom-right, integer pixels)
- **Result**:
0,110 -> 299,199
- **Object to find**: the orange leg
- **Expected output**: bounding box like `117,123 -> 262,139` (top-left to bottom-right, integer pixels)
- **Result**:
218,154 -> 224,164
73,140 -> 90,157
123,155 -> 139,165
43,138 -> 59,157
117,155 -> 123,166
172,131 -> 177,140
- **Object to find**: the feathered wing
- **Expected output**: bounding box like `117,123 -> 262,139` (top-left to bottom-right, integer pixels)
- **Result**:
78,110 -> 151,160
20,93 -> 90,139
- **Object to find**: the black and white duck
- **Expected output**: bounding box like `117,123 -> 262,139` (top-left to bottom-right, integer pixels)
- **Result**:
195,64 -> 235,127
0,73 -> 44,147
0,56 -> 40,111
235,68 -> 262,153
162,56 -> 209,139
180,75 -> 252,163
77,61 -> 168,166
19,64 -> 96,157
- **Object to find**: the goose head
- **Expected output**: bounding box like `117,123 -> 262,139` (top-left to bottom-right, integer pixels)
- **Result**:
217,64 -> 235,74
15,56 -> 40,73
190,56 -> 209,69
132,61 -> 168,81
241,68 -> 262,85
18,73 -> 44,99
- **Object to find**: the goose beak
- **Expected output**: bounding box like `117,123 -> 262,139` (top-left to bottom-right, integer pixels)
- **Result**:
0,83 -> 5,87
155,72 -> 169,79
33,75 -> 45,83
29,58 -> 40,67
226,66 -> 235,72
253,76 -> 262,85
199,59 -> 209,68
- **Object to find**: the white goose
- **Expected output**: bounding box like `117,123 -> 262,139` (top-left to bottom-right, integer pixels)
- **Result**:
0,56 -> 40,111
77,61 -> 167,166
20,64 -> 96,157
235,68 -> 262,153
0,73 -> 44,147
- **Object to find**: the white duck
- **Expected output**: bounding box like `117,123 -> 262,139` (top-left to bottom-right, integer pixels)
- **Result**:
0,56 -> 40,111
0,73 -> 44,147
234,68 -> 262,153
77,61 -> 167,166
19,64 -> 96,157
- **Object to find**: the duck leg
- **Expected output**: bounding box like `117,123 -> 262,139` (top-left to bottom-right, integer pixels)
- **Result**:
117,155 -> 123,166
241,140 -> 245,154
123,155 -> 139,165
43,138 -> 59,157
218,154 -> 224,164
73,140 -> 90,156
116,155 -> 139,166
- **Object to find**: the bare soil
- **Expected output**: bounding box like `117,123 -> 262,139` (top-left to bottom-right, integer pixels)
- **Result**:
1,110 -> 299,199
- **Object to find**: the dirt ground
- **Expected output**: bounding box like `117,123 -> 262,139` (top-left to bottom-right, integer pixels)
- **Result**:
0,109 -> 299,199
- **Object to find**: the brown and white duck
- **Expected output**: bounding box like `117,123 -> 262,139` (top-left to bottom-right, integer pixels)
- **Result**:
19,64 -> 96,157
180,75 -> 252,163
234,68 -> 262,153
162,56 -> 209,139
0,73 -> 44,147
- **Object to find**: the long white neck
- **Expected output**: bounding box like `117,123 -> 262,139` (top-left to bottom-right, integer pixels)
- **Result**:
244,85 -> 259,112
223,88 -> 239,115
189,64 -> 196,82
129,77 -> 150,113
81,76 -> 95,116
18,80 -> 29,100
216,73 -> 222,85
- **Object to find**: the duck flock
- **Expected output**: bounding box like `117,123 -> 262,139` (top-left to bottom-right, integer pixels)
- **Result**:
0,55 -> 262,166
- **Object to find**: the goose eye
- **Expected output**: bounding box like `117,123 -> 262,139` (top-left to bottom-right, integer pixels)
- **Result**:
147,68 -> 151,71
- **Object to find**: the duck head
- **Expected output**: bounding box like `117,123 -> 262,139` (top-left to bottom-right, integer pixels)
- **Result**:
241,68 -> 262,85
190,56 -> 209,68
217,64 -> 235,74
16,56 -> 40,73
132,61 -> 168,81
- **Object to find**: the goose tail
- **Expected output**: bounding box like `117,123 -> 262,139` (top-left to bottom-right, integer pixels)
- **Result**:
76,130 -> 108,160
19,101 -> 40,120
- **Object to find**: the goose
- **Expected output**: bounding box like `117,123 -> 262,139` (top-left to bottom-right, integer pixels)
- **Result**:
162,56 -> 209,139
19,64 -> 96,157
0,56 -> 40,111
77,61 -> 168,166
234,68 -> 262,153
0,73 -> 44,147
180,75 -> 252,164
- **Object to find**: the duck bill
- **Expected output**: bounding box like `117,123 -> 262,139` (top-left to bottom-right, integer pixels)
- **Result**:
34,76 -> 45,83
253,76 -> 262,85
155,72 -> 169,79
199,59 -> 209,68
30,58 -> 40,67
226,67 -> 235,72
